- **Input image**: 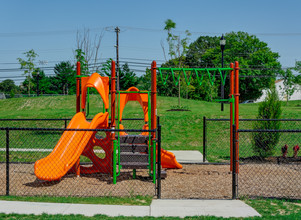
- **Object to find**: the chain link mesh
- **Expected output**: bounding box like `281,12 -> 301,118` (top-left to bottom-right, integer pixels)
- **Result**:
0,124 -> 156,198
238,130 -> 301,199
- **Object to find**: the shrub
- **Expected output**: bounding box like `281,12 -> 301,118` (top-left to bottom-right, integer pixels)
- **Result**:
252,86 -> 282,157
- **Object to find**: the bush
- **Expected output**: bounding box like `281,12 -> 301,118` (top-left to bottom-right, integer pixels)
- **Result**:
252,86 -> 282,157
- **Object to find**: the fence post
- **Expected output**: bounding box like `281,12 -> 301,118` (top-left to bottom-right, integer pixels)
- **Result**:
232,124 -> 238,199
157,116 -> 161,199
64,119 -> 67,129
203,116 -> 207,162
6,128 -> 9,196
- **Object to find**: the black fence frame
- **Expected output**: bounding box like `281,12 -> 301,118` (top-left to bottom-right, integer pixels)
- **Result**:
235,128 -> 301,200
203,117 -> 301,163
0,117 -> 162,198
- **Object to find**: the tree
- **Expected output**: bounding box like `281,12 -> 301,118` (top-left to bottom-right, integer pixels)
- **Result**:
185,32 -> 282,101
252,86 -> 282,158
280,68 -> 296,103
31,69 -> 54,95
119,63 -> 138,90
75,49 -> 89,75
17,49 -> 38,95
76,28 -> 104,73
0,79 -> 19,97
99,58 -> 113,77
162,19 -> 191,106
54,61 -> 76,95
99,59 -> 138,90
294,61 -> 301,86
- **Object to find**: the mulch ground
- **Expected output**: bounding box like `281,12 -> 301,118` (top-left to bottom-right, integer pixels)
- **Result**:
1,163 -> 300,199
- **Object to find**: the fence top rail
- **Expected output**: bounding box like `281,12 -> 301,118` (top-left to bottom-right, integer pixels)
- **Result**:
0,127 -> 156,132
206,118 -> 301,121
0,118 -> 70,121
237,129 -> 301,133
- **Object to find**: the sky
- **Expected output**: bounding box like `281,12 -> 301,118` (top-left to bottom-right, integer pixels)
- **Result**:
1,0 -> 301,84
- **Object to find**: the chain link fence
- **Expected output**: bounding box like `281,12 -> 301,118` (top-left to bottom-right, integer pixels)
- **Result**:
0,122 -> 159,198
204,118 -> 301,199
203,118 -> 301,163
238,129 -> 301,199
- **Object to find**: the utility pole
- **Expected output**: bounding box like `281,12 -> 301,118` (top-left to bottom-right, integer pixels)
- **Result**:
115,27 -> 120,90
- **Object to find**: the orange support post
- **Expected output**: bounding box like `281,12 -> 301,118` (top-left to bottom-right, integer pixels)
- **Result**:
229,63 -> 234,171
76,61 -> 81,113
151,61 -> 157,138
234,61 -> 240,173
75,61 -> 81,177
111,60 -> 116,130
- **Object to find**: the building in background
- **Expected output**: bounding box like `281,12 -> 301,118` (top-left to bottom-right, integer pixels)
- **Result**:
255,79 -> 301,102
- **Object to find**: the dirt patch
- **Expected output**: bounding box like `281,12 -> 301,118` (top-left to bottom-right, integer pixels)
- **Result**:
167,109 -> 191,112
1,163 -> 300,199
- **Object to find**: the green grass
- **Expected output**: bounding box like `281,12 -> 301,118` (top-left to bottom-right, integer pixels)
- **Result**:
0,198 -> 301,219
0,96 -> 300,161
0,195 -> 152,206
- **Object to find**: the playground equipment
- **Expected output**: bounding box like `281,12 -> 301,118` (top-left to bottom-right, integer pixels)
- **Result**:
158,62 -> 240,172
34,60 -> 182,182
35,60 -> 240,182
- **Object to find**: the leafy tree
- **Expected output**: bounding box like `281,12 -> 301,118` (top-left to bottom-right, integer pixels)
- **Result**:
75,49 -> 89,75
17,49 -> 38,95
119,63 -> 138,90
185,32 -> 282,101
0,79 -> 19,93
138,68 -> 151,91
100,59 -> 138,90
31,69 -> 61,95
54,61 -> 76,95
252,86 -> 282,158
99,58 -> 113,77
294,61 -> 301,86
280,68 -> 296,103
162,19 -> 191,106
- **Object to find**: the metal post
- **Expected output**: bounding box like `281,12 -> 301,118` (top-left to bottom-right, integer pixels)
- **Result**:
221,50 -> 224,111
234,61 -> 240,173
151,140 -> 156,184
115,27 -> 120,91
229,63 -> 234,171
76,61 -> 81,113
157,117 -> 161,199
232,124 -> 238,199
220,34 -> 226,111
6,128 -> 9,196
151,61 -> 157,139
64,119 -> 67,129
203,116 -> 207,162
113,139 -> 117,184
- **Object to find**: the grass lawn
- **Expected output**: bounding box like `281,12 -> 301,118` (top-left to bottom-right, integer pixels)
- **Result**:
0,96 -> 300,162
0,96 -> 300,218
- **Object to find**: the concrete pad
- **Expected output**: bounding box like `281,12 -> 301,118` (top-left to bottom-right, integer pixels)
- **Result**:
0,199 -> 260,218
64,203 -> 149,217
0,200 -> 72,215
150,199 -> 261,218
170,150 -> 206,163
0,200 -> 149,217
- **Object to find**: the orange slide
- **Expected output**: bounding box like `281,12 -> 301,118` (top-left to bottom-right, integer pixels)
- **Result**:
34,112 -> 108,181
161,149 -> 182,169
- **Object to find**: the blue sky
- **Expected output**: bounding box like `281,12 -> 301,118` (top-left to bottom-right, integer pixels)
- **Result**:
1,0 -> 301,84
